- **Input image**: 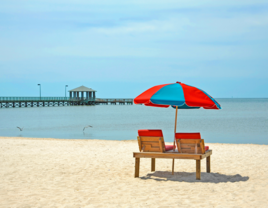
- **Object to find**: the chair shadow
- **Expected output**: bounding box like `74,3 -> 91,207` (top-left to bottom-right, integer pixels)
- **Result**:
140,171 -> 249,183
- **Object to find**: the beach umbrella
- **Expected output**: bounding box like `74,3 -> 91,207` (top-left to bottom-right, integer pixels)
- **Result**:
134,81 -> 221,150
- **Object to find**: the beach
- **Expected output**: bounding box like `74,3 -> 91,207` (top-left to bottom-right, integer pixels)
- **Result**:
1,137 -> 268,208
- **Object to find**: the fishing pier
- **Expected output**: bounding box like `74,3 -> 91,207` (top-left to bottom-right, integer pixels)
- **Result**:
0,97 -> 133,108
0,85 -> 133,108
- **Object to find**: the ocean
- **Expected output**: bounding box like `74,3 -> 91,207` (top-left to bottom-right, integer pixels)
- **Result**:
0,98 -> 267,144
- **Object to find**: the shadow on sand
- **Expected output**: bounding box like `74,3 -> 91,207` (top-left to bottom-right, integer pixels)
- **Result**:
140,171 -> 249,183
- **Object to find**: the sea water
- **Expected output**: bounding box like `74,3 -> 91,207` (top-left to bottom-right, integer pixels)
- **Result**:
0,98 -> 267,144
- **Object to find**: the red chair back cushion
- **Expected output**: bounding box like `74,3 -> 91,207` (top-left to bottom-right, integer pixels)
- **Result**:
175,132 -> 201,139
138,129 -> 163,137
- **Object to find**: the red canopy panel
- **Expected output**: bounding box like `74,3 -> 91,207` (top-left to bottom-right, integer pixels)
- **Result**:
180,83 -> 216,108
134,83 -> 170,105
204,104 -> 218,109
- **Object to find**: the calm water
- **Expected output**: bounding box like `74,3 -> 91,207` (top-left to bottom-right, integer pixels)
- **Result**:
0,99 -> 267,144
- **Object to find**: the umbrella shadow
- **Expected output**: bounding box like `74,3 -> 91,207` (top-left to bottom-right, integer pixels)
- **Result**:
140,171 -> 249,183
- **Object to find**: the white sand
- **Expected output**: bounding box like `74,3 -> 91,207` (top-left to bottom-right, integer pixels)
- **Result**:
0,137 -> 268,208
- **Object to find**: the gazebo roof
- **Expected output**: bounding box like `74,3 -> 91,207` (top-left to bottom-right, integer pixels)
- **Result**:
69,85 -> 96,92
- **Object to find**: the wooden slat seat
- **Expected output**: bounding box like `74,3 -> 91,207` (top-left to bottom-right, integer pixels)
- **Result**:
176,139 -> 205,154
175,132 -> 209,152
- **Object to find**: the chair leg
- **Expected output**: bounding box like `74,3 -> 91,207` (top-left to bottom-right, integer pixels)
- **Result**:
172,159 -> 175,175
151,158 -> 155,172
196,160 -> 201,180
206,156 -> 211,173
134,158 -> 140,178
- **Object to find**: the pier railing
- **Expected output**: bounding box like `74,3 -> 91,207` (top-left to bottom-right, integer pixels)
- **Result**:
0,97 -> 133,108
0,97 -> 95,102
0,97 -> 133,103
0,97 -> 66,101
95,98 -> 133,103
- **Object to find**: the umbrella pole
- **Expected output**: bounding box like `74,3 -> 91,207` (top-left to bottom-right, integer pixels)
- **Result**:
173,106 -> 178,150
172,106 -> 178,175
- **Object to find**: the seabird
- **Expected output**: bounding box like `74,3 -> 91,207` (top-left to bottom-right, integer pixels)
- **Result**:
17,127 -> 23,131
83,125 -> 93,131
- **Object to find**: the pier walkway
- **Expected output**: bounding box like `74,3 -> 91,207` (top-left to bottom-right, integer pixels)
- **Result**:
0,97 -> 133,108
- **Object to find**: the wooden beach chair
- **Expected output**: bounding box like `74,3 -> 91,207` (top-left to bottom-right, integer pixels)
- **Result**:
174,133 -> 210,154
137,129 -> 173,172
173,132 -> 210,178
137,129 -> 174,153
134,132 -> 212,180
171,133 -> 207,174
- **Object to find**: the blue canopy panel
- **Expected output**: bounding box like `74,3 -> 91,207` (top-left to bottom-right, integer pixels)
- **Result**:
150,83 -> 185,106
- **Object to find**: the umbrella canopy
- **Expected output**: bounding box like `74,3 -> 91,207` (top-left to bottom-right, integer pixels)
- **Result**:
134,82 -> 221,110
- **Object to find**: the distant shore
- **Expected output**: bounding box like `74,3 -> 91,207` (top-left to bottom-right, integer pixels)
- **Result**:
1,137 -> 268,207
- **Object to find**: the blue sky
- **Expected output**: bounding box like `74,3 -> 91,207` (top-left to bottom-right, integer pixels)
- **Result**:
0,0 -> 267,98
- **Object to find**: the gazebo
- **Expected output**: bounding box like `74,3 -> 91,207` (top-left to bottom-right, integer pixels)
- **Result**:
69,86 -> 96,101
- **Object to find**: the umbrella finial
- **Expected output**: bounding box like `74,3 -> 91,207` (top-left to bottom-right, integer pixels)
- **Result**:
176,81 -> 180,83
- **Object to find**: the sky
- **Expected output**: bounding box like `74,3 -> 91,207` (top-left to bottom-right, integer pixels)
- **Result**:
0,0 -> 267,98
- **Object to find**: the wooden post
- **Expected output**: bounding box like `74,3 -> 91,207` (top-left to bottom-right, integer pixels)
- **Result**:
151,158 -> 155,172
206,156 -> 211,173
196,160 -> 201,180
172,159 -> 175,175
159,138 -> 164,152
134,158 -> 140,178
172,106 -> 178,174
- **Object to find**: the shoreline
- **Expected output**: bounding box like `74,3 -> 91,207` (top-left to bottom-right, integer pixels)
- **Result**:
1,137 -> 268,207
0,136 -> 267,146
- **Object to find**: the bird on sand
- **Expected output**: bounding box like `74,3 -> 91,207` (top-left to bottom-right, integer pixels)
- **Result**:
83,125 -> 93,131
17,127 -> 23,131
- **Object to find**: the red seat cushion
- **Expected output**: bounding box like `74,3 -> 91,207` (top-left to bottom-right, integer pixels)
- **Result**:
165,145 -> 174,151
175,133 -> 201,139
138,129 -> 163,137
205,146 -> 209,151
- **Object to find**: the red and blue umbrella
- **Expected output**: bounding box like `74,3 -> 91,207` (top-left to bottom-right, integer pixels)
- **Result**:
134,81 -> 221,150
134,81 -> 221,109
